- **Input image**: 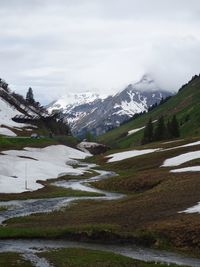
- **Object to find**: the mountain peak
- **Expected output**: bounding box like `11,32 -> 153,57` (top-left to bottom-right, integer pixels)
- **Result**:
132,73 -> 160,92
139,74 -> 154,84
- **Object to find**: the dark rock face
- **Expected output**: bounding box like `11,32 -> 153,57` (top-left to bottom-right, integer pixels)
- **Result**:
78,142 -> 109,155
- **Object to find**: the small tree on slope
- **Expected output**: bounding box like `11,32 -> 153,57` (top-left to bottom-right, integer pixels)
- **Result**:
26,87 -> 35,104
142,118 -> 153,144
154,116 -> 166,141
170,115 -> 180,138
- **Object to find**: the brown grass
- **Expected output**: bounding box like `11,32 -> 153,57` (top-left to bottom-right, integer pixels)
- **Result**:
4,140 -> 200,253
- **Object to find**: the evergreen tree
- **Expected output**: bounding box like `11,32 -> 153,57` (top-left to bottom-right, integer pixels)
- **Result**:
142,118 -> 153,144
167,119 -> 172,139
154,116 -> 166,141
26,87 -> 35,104
170,115 -> 180,138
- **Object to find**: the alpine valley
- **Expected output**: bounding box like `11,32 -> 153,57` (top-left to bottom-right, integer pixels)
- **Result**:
48,74 -> 172,137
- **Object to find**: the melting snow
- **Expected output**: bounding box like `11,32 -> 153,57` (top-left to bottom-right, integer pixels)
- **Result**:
171,166 -> 200,173
162,151 -> 200,167
0,145 -> 90,193
0,127 -> 16,137
127,120 -> 157,136
107,149 -> 159,163
128,126 -> 145,136
164,141 -> 200,151
181,203 -> 200,214
178,141 -> 200,148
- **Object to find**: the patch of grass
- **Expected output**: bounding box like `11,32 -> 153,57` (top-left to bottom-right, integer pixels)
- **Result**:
0,136 -> 58,151
0,224 -> 120,239
38,248 -> 188,267
54,135 -> 79,147
0,206 -> 8,211
0,134 -> 79,152
0,183 -> 102,201
0,252 -> 33,267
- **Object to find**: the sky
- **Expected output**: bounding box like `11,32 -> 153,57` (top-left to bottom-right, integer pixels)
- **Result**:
0,0 -> 200,104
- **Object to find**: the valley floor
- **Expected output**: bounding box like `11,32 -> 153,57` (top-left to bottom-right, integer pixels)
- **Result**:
0,136 -> 200,266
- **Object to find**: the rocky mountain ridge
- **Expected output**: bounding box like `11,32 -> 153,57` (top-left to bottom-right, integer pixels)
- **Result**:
48,75 -> 172,137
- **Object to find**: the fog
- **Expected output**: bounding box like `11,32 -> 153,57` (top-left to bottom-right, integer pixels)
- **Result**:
0,0 -> 200,103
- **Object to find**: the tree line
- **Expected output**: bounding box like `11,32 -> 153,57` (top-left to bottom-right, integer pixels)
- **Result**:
142,115 -> 180,144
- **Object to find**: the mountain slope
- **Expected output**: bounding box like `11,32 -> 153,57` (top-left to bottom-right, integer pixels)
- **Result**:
0,79 -> 70,137
98,74 -> 200,148
47,92 -> 107,128
48,75 -> 171,137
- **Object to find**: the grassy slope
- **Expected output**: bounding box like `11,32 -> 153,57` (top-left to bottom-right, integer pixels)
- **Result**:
0,136 -> 58,151
0,252 -> 33,267
98,75 -> 200,149
0,135 -> 79,151
39,248 -> 187,267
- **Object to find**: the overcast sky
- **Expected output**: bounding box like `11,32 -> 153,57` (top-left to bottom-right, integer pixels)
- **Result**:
0,0 -> 200,103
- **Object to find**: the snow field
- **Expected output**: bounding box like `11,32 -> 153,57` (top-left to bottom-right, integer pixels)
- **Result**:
0,145 -> 90,193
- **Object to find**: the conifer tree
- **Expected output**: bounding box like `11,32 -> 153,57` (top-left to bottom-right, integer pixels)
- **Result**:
167,119 -> 172,139
26,87 -> 35,104
154,116 -> 166,141
170,115 -> 180,138
142,118 -> 153,144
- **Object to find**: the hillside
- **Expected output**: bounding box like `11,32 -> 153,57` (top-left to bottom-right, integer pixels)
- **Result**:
98,75 -> 200,148
0,79 -> 71,137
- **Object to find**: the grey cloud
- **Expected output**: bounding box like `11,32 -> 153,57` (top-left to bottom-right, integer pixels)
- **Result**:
0,0 -> 199,103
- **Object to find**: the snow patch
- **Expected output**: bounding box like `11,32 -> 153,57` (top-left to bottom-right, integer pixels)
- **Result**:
162,151 -> 200,167
0,127 -> 17,137
178,141 -> 200,148
127,120 -> 157,136
165,141 -> 200,151
181,203 -> 200,214
0,145 -> 90,193
107,149 -> 159,163
128,126 -> 145,136
48,92 -> 108,113
171,166 -> 200,173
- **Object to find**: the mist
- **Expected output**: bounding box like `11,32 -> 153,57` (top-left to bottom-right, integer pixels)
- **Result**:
0,0 -> 200,103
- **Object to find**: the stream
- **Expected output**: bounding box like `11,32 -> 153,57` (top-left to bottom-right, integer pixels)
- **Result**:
0,164 -> 199,266
0,168 -> 123,224
1,239 -> 200,267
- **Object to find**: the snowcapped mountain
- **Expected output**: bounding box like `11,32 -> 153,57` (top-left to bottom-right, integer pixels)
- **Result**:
47,75 -> 172,137
47,92 -> 108,127
48,92 -> 106,112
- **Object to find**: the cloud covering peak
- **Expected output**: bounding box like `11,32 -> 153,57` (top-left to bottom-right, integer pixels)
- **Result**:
0,0 -> 200,103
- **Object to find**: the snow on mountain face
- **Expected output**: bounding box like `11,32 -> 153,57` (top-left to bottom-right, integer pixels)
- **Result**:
47,92 -> 108,127
48,92 -> 107,113
0,96 -> 22,127
47,75 -> 172,137
0,93 -> 34,137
